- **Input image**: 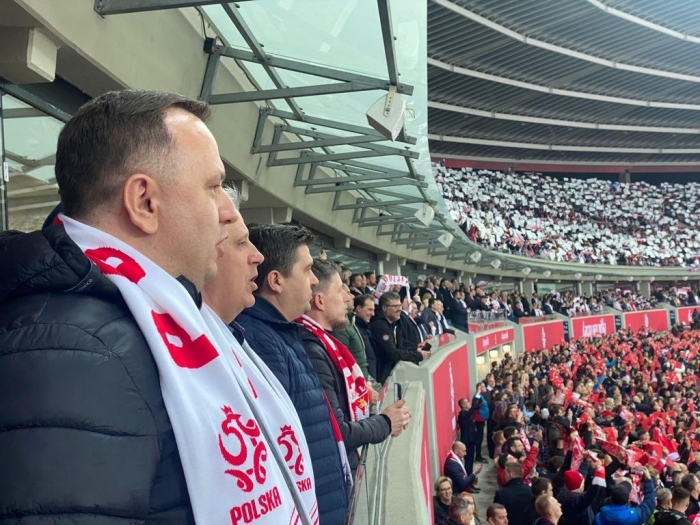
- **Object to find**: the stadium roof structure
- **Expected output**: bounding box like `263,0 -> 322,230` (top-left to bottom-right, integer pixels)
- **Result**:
88,0 -> 698,281
428,0 -> 700,166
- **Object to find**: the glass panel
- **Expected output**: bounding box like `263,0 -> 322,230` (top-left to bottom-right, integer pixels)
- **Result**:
2,93 -> 62,232
202,0 -> 444,216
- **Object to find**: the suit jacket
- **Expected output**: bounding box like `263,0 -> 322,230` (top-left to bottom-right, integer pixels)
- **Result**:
494,478 -> 533,525
398,311 -> 422,351
451,300 -> 468,329
443,456 -> 476,493
458,408 -> 478,443
421,308 -> 440,335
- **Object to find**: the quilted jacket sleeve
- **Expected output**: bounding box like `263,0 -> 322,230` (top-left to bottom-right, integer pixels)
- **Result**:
303,336 -> 391,450
0,317 -> 162,524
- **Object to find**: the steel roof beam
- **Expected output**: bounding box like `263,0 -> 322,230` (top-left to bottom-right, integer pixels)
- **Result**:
256,132 -> 388,154
269,149 -> 392,167
209,82 -> 383,104
216,45 -> 413,95
377,0 -> 398,86
295,170 -> 411,187
282,125 -> 419,159
304,178 -> 425,194
94,0 -> 236,15
355,212 -> 415,224
268,109 -> 417,145
333,195 -> 424,211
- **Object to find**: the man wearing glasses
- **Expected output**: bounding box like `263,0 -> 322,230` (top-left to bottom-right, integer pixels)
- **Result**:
370,291 -> 430,383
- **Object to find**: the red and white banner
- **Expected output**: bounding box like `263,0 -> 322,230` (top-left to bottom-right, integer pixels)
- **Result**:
475,328 -> 515,355
571,314 -> 615,339
624,309 -> 669,332
522,321 -> 565,352
676,306 -> 699,326
420,398 -> 434,524
432,344 -> 470,469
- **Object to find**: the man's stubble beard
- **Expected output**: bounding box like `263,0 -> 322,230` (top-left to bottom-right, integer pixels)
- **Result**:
330,316 -> 349,331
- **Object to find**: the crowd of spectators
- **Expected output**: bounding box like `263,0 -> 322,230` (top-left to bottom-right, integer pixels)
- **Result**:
656,287 -> 700,308
435,164 -> 700,268
436,324 -> 700,525
408,277 -> 651,323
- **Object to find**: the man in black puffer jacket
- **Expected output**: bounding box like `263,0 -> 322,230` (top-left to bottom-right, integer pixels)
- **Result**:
0,227 -> 194,523
300,260 -> 411,473
0,90 -> 249,523
236,226 -> 350,525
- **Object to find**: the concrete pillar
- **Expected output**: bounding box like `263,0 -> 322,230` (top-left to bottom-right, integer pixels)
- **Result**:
638,281 -> 651,299
383,258 -> 402,276
575,281 -> 583,296
581,282 -> 594,296
522,279 -> 535,296
462,274 -> 473,287
241,206 -> 292,225
0,27 -> 58,84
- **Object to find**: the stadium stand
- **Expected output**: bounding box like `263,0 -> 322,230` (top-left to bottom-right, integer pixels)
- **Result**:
436,165 -> 700,268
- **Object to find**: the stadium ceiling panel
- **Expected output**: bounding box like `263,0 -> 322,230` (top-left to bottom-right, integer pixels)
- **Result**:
428,0 -> 700,164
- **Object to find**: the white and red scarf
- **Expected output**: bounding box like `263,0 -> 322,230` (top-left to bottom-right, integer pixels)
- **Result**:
62,216 -> 318,525
296,315 -> 371,484
373,274 -> 410,300
447,450 -> 467,475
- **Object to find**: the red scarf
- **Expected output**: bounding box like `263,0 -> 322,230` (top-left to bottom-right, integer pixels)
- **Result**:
296,315 -> 371,422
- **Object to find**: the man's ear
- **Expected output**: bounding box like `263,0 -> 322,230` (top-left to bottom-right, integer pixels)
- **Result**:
123,173 -> 161,235
312,292 -> 324,311
266,270 -> 284,295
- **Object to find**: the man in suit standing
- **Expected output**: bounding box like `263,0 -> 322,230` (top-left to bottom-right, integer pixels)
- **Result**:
452,291 -> 469,331
444,442 -> 482,495
458,398 -> 481,478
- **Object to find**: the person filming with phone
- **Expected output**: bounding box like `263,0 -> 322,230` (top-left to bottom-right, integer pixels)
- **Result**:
298,260 -> 412,474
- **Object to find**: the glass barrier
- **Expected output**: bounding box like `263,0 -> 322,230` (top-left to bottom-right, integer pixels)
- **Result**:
517,315 -> 557,325
345,445 -> 370,525
467,310 -> 507,333
568,310 -> 605,318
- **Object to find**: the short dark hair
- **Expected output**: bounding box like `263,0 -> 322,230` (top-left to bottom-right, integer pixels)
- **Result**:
364,271 -> 375,279
503,426 -> 519,439
486,503 -> 506,520
673,487 -> 690,505
681,474 -> 698,492
379,291 -> 401,308
56,90 -> 210,218
311,259 -> 341,292
531,477 -> 551,497
248,224 -> 316,289
350,273 -> 363,285
547,455 -> 565,474
354,294 -> 374,309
